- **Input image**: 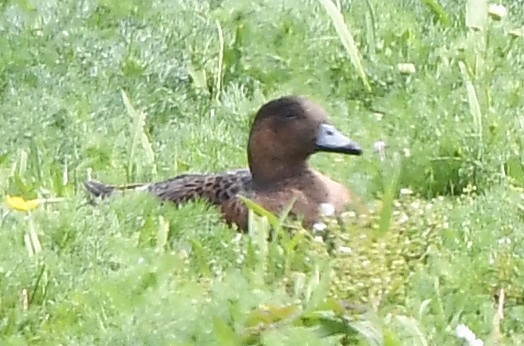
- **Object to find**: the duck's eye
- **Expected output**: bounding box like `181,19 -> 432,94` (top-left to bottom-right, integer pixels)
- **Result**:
283,113 -> 297,119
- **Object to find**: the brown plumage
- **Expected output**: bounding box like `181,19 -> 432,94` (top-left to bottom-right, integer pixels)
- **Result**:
84,96 -> 363,231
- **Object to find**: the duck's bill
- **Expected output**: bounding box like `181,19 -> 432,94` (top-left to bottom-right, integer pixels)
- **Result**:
315,123 -> 363,155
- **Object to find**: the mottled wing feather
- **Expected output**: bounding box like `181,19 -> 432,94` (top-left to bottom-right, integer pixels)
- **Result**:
146,169 -> 252,206
84,169 -> 252,204
84,180 -> 117,198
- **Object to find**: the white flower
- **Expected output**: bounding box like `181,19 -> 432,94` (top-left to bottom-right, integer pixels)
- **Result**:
318,203 -> 335,217
397,63 -> 416,74
313,222 -> 327,232
313,236 -> 324,243
455,324 -> 484,346
337,246 -> 352,254
232,233 -> 243,243
400,188 -> 413,195
488,4 -> 507,20
497,236 -> 511,245
374,141 -> 387,161
398,213 -> 409,224
374,141 -> 386,152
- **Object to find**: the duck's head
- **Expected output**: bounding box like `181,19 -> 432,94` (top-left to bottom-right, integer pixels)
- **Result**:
247,96 -> 362,185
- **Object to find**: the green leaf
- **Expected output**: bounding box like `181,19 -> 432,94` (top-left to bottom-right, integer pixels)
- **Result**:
156,215 -> 169,253
393,315 -> 428,346
458,61 -> 483,159
378,159 -> 401,236
121,90 -> 157,180
505,157 -> 524,186
304,263 -> 334,312
213,317 -> 242,346
383,327 -> 402,346
304,315 -> 352,338
0,152 -> 10,166
246,304 -> 300,327
422,0 -> 450,26
349,319 -> 383,346
187,64 -> 209,93
249,213 -> 270,286
238,195 -> 280,229
317,0 -> 371,92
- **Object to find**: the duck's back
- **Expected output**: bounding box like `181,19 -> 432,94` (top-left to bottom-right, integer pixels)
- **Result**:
148,169 -> 253,205
84,169 -> 253,206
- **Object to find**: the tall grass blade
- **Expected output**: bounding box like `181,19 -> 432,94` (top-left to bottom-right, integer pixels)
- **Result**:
378,159 -> 401,236
422,0 -> 450,26
348,318 -> 383,346
238,195 -> 280,229
215,20 -> 224,102
364,0 -> 377,56
394,315 -> 429,346
121,90 -> 156,180
459,61 -> 483,158
304,263 -> 334,312
317,0 -> 371,92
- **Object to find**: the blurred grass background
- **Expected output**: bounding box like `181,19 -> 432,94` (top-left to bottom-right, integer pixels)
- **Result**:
0,0 -> 523,344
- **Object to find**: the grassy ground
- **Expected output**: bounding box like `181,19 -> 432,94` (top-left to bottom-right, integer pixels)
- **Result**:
1,0 -> 523,344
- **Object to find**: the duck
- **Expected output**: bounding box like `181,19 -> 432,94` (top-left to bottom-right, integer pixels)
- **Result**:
84,96 -> 363,232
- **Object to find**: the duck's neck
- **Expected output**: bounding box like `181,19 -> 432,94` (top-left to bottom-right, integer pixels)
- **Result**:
248,158 -> 310,187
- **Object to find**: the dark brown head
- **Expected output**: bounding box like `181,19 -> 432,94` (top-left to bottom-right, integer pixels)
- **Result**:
247,96 -> 362,186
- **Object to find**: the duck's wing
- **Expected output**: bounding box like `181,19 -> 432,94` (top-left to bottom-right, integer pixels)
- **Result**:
84,169 -> 253,206
148,169 -> 252,205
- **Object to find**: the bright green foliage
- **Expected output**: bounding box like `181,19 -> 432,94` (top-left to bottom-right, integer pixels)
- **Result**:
1,0 -> 523,344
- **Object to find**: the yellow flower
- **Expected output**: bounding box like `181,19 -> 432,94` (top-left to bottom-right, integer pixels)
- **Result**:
4,195 -> 40,212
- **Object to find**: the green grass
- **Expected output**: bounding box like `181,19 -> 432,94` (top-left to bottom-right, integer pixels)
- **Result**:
1,0 -> 524,344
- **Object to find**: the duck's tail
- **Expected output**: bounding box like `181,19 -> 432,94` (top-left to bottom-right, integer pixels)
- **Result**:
84,180 -> 148,199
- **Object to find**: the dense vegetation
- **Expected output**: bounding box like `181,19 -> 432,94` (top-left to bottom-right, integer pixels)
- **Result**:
1,0 -> 523,344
